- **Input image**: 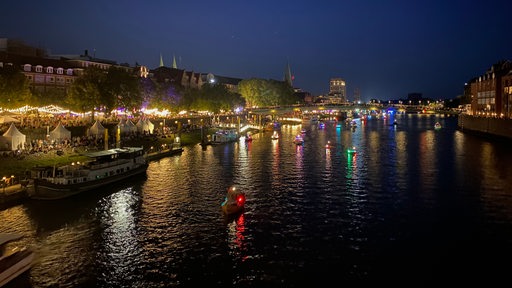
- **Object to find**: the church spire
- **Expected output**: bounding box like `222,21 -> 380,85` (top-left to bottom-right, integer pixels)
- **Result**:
285,60 -> 293,87
172,54 -> 177,69
159,53 -> 164,67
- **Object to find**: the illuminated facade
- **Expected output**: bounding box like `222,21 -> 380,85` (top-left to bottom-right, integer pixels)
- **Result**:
502,72 -> 512,118
470,60 -> 512,118
0,39 -> 139,97
328,78 -> 346,104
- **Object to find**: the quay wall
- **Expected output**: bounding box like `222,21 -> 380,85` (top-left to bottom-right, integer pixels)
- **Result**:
458,114 -> 512,140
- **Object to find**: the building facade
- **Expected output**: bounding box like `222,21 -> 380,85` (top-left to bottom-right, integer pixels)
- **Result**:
0,39 -> 138,100
470,60 -> 512,118
328,78 -> 346,104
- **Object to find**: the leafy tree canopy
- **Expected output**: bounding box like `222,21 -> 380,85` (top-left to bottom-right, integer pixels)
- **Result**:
238,78 -> 294,108
0,64 -> 32,109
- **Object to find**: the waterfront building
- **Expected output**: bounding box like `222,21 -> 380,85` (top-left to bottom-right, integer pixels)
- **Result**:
0,38 -> 141,100
502,71 -> 512,118
469,60 -> 512,118
328,77 -> 346,104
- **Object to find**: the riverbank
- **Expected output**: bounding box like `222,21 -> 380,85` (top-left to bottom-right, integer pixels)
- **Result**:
458,114 -> 512,141
0,129 -> 203,178
0,129 -> 204,210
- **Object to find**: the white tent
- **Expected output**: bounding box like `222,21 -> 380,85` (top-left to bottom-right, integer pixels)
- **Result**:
136,118 -> 144,133
125,119 -> 137,134
145,119 -> 154,134
87,120 -> 105,139
49,122 -> 71,141
1,123 -> 26,150
136,119 -> 154,134
117,119 -> 129,135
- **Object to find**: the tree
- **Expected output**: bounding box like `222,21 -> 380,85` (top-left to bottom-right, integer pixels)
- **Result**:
67,66 -> 143,119
104,67 -> 142,114
0,64 -> 31,109
238,78 -> 294,107
66,66 -> 106,119
199,83 -> 244,113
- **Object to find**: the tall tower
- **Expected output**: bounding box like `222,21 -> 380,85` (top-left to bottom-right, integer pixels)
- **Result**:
159,53 -> 164,67
329,78 -> 346,103
172,54 -> 177,69
284,61 -> 293,87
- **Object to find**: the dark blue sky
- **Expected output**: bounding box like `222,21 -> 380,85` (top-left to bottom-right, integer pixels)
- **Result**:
2,0 -> 511,102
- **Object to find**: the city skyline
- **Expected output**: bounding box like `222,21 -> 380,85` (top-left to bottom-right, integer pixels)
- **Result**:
1,0 -> 511,102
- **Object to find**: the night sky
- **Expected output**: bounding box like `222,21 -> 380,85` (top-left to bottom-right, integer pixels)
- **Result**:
2,0 -> 511,102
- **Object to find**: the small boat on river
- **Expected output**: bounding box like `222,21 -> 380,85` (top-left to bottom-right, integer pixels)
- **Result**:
271,131 -> 279,140
0,233 -> 35,287
293,134 -> 304,145
347,146 -> 357,155
434,122 -> 442,129
221,186 -> 246,215
28,147 -> 148,200
211,129 -> 239,145
245,132 -> 253,142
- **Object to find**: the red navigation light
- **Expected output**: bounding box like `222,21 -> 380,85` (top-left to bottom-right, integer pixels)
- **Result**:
237,194 -> 246,206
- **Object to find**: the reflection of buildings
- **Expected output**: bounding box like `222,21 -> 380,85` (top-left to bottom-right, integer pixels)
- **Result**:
468,60 -> 512,118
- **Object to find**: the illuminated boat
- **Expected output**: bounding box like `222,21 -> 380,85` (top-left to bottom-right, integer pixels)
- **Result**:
293,134 -> 304,145
0,233 -> 35,287
29,147 -> 148,200
347,146 -> 357,155
271,131 -> 279,140
211,129 -> 239,145
245,132 -> 253,142
434,122 -> 442,129
221,186 -> 246,215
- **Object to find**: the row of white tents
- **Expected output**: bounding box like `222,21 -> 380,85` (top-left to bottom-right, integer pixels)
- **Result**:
86,118 -> 154,138
0,118 -> 156,151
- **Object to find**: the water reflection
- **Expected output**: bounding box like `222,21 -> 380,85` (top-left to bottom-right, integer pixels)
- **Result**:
2,115 -> 512,286
96,188 -> 141,286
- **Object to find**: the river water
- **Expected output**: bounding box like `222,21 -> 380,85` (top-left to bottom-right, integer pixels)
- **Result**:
2,113 -> 512,287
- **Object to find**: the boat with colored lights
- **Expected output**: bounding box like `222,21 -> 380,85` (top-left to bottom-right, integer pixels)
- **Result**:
210,129 -> 239,145
245,132 -> 253,142
221,186 -> 246,215
293,134 -> 304,145
28,147 -> 148,200
347,146 -> 357,154
271,131 -> 279,140
0,233 -> 35,287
